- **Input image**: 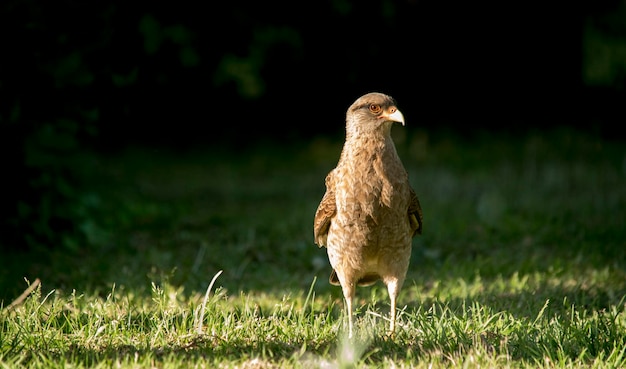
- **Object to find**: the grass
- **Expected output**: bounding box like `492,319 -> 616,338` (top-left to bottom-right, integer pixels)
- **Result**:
1,127 -> 626,368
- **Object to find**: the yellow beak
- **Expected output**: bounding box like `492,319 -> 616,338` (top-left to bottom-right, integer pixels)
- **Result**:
384,108 -> 405,126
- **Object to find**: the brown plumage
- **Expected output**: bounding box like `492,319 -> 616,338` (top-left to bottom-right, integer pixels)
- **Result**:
314,92 -> 423,338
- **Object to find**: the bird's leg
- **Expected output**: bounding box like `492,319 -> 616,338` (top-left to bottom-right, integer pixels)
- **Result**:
386,279 -> 400,336
389,295 -> 396,335
346,296 -> 354,339
342,283 -> 356,339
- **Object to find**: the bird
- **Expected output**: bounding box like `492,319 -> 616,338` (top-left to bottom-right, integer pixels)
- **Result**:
313,92 -> 423,338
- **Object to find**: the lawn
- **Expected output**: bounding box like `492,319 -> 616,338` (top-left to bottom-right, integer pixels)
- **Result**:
1,128 -> 625,368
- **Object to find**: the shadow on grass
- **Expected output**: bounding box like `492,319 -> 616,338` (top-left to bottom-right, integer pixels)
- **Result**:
2,129 -> 625,347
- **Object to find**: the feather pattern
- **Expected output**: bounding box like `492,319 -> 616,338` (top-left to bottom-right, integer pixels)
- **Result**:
313,92 -> 423,338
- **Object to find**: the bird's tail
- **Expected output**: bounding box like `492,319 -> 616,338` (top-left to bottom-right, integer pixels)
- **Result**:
329,270 -> 380,287
329,270 -> 341,286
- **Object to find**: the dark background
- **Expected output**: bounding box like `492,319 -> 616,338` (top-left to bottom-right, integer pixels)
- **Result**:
1,0 -> 625,252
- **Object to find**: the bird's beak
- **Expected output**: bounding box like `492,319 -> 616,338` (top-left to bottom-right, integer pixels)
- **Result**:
383,108 -> 405,126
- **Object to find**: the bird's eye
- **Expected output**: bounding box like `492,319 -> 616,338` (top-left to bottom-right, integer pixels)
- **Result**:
369,104 -> 382,114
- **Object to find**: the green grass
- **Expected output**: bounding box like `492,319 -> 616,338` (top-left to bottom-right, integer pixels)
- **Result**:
2,128 -> 626,368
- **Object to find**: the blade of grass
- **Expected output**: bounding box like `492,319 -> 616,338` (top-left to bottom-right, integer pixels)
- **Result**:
195,269 -> 223,334
3,278 -> 41,312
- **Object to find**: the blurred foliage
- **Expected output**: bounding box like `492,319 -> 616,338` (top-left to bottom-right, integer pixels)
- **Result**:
138,14 -> 200,66
0,0 -> 343,252
0,0 -> 111,251
1,116 -> 101,251
214,26 -> 302,99
583,1 -> 626,89
1,0 -> 625,255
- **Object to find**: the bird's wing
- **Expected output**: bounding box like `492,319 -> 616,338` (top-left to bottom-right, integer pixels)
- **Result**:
408,186 -> 423,237
313,172 -> 337,247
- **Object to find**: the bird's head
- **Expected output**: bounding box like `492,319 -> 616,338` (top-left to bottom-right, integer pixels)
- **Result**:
346,92 -> 405,137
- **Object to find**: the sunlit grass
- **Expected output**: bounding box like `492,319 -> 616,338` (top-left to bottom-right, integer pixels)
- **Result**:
1,128 -> 625,368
